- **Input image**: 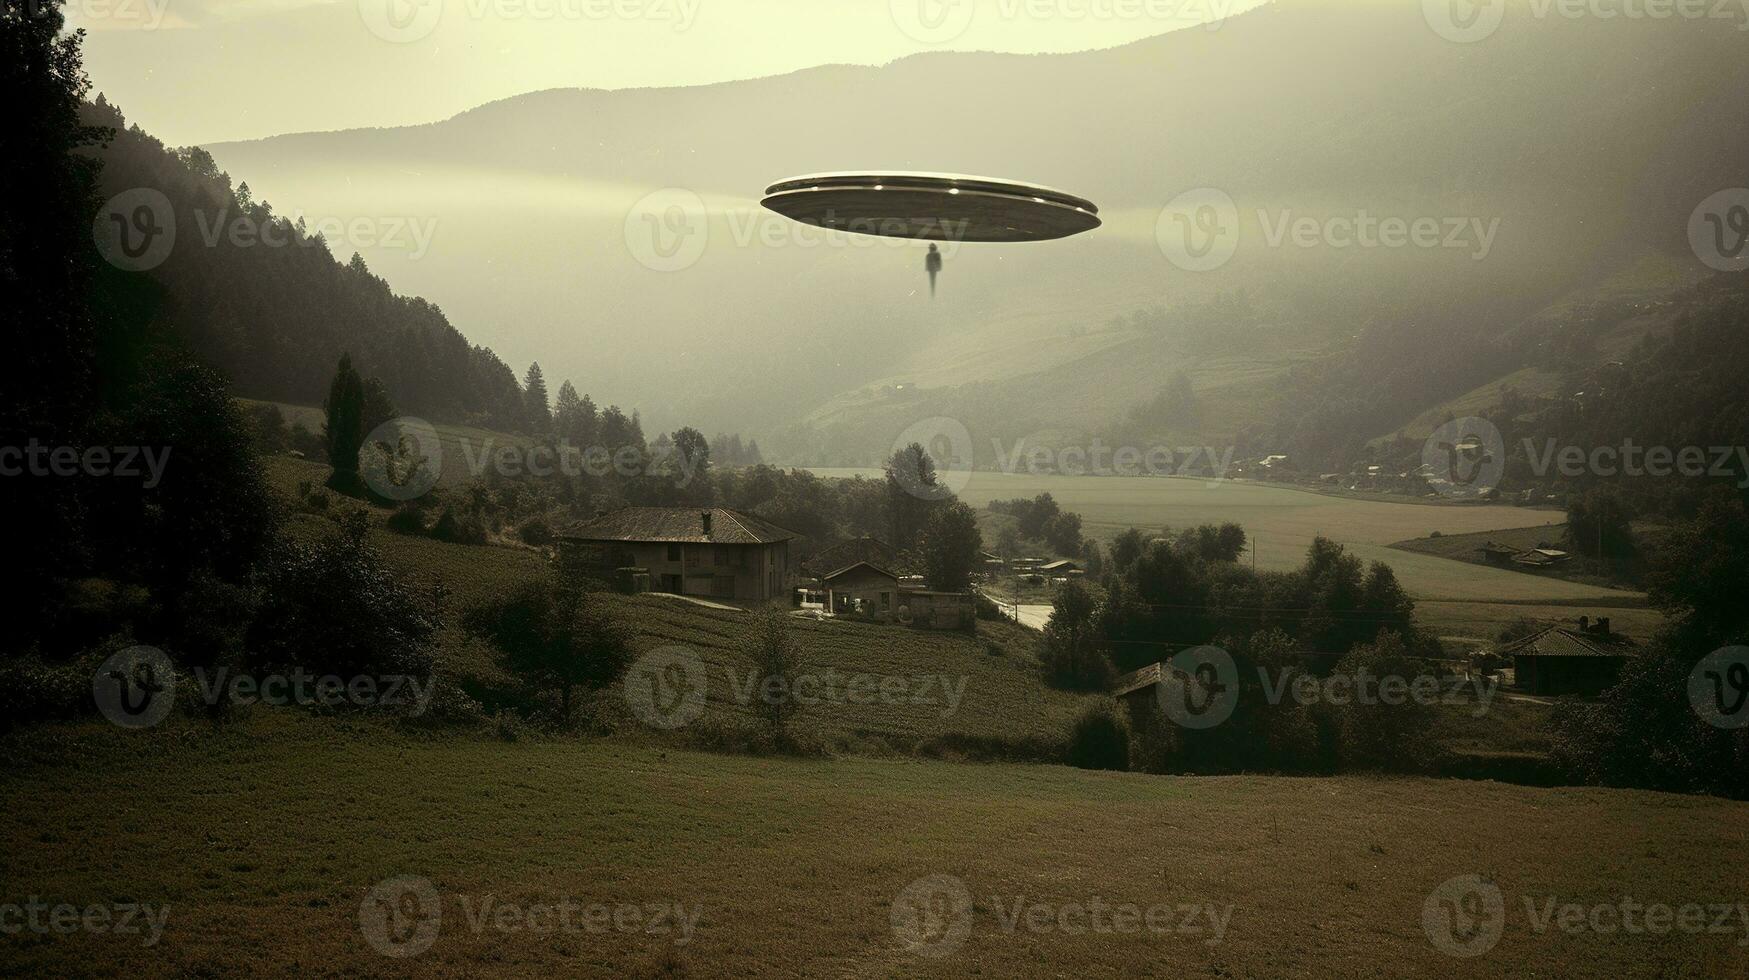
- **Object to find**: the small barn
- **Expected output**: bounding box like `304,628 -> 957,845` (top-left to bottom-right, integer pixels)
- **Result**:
1501,617 -> 1634,696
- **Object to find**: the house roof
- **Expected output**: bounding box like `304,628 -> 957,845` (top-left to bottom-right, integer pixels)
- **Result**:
1039,560 -> 1079,571
1113,663 -> 1164,698
1500,626 -> 1636,659
802,535 -> 898,576
559,507 -> 799,545
822,560 -> 898,582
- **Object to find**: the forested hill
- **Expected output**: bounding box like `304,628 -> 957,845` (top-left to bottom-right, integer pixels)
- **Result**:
79,97 -> 529,430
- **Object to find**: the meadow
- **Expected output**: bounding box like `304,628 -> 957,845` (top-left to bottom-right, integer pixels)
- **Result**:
2,714 -> 1745,978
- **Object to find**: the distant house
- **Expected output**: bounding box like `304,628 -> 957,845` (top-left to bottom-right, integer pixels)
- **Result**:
1513,548 -> 1571,568
1501,617 -> 1635,696
1476,542 -> 1518,566
1038,559 -> 1081,577
558,507 -> 799,602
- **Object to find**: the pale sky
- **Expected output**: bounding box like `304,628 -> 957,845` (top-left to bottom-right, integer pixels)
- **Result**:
70,0 -> 1268,145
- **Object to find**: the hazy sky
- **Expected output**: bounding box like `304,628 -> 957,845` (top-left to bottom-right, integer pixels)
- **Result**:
71,0 -> 1266,145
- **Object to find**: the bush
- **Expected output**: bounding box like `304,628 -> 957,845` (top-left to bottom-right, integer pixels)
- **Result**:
1329,633 -> 1435,773
430,507 -> 487,545
1067,701 -> 1130,771
517,517 -> 555,547
386,504 -> 428,535
246,513 -> 439,683
1549,646 -> 1749,799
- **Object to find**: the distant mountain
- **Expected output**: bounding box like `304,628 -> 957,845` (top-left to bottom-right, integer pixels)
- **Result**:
200,0 -> 1749,460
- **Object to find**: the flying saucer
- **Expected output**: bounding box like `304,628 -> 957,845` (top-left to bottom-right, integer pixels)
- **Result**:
760,172 -> 1100,243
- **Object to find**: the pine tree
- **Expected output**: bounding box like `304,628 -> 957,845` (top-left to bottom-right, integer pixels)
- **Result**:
523,362 -> 550,432
323,354 -> 365,487
553,380 -> 582,441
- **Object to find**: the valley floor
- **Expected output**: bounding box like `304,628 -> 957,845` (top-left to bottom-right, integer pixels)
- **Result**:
2,714 -> 1745,978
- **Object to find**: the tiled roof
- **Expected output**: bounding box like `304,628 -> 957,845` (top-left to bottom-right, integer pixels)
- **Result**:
559,507 -> 799,545
1500,626 -> 1636,659
822,560 -> 897,582
801,536 -> 898,576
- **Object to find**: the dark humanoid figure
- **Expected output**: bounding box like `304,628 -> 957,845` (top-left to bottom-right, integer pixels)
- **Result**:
925,243 -> 942,297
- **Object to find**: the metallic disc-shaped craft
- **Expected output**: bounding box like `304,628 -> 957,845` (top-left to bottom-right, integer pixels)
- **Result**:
761,172 -> 1100,243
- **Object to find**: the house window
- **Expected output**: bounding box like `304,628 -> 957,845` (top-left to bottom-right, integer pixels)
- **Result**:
881,591 -> 891,610
666,543 -> 681,562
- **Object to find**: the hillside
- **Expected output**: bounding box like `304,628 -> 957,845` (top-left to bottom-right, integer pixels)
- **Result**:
4,714 -> 1747,977
262,454 -> 1095,751
200,0 -> 1749,457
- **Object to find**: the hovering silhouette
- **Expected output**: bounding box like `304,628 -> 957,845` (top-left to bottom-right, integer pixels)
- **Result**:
925,243 -> 942,297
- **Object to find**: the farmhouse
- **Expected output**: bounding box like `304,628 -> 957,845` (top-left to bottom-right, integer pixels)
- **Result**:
1502,616 -> 1635,696
822,560 -> 898,616
558,507 -> 799,602
1038,559 -> 1081,577
817,560 -> 975,630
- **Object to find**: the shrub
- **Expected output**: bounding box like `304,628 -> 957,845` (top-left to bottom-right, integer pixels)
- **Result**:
462,578 -> 633,721
386,504 -> 428,535
1329,633 -> 1436,773
430,507 -> 486,545
517,517 -> 555,547
1067,700 -> 1130,771
1549,646 -> 1749,799
246,513 -> 439,683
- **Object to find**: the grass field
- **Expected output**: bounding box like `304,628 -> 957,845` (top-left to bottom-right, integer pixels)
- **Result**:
3,714 -> 1746,978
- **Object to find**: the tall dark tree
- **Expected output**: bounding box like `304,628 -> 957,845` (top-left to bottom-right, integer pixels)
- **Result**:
921,500 -> 982,592
523,362 -> 550,432
2,0 -> 108,638
885,442 -> 941,551
322,353 -> 365,489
